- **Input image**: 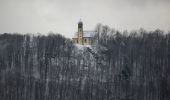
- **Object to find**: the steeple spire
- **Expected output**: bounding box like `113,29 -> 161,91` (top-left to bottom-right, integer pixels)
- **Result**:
78,18 -> 83,24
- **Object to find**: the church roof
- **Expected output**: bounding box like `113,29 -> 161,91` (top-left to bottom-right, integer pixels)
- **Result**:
73,31 -> 96,38
83,31 -> 96,37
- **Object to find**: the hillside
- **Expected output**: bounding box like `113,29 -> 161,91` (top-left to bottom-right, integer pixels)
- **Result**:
0,28 -> 170,100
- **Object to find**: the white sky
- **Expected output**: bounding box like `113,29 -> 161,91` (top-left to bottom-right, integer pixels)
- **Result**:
0,0 -> 170,38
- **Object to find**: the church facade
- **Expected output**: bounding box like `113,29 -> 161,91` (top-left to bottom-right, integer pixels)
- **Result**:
72,21 -> 96,45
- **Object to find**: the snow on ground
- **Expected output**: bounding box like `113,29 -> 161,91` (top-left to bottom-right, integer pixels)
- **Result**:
74,44 -> 92,50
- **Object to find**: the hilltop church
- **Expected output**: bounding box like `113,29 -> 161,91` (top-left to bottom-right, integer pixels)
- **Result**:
72,20 -> 96,45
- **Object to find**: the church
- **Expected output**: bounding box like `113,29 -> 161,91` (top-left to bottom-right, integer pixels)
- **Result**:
72,20 -> 96,45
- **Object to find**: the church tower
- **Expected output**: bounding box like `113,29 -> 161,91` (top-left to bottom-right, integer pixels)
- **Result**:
78,20 -> 83,45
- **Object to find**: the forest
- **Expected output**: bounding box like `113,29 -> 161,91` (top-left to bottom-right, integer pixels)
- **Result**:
0,25 -> 170,100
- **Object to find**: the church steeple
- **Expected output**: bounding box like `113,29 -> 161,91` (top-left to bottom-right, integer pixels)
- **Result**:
78,19 -> 83,45
78,19 -> 83,32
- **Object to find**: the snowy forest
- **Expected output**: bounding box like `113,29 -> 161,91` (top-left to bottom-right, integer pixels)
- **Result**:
0,25 -> 170,100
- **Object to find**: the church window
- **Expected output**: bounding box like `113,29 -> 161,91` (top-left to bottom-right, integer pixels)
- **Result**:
84,39 -> 87,43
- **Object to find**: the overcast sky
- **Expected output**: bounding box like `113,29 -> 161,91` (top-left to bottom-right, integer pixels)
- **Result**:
0,0 -> 170,37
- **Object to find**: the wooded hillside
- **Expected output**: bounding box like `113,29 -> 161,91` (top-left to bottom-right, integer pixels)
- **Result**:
0,27 -> 170,100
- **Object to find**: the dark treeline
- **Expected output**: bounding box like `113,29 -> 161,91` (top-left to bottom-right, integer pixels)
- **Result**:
0,26 -> 170,100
